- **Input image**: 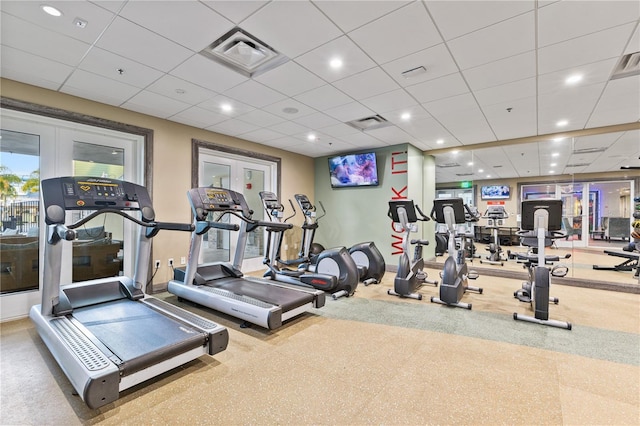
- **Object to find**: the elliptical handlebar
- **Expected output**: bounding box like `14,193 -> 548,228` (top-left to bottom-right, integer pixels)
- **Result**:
516,229 -> 567,240
285,199 -> 297,223
316,200 -> 327,221
415,205 -> 431,222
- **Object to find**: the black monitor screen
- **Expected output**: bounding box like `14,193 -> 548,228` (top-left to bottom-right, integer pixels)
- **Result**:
432,198 -> 466,224
521,199 -> 562,231
388,200 -> 418,223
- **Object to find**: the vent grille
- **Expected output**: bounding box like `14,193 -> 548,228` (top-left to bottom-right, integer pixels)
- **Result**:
345,115 -> 392,131
200,27 -> 288,77
566,163 -> 591,167
436,162 -> 460,168
611,51 -> 640,80
456,173 -> 474,176
572,147 -> 606,154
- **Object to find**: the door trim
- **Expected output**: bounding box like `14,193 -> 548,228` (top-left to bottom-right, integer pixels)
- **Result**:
191,138 -> 281,196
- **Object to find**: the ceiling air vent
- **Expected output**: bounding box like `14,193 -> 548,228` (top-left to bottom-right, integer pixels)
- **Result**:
572,147 -> 607,154
436,162 -> 460,168
200,27 -> 288,77
456,173 -> 474,177
566,163 -> 591,167
345,115 -> 392,131
610,51 -> 640,80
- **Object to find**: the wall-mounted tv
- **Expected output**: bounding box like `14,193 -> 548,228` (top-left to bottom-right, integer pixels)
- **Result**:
328,152 -> 379,188
481,185 -> 510,200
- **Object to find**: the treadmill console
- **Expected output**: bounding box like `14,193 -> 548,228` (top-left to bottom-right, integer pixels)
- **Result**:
188,187 -> 251,220
41,176 -> 153,225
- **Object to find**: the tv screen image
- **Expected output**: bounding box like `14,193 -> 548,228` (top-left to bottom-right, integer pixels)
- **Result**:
328,152 -> 379,188
481,185 -> 510,200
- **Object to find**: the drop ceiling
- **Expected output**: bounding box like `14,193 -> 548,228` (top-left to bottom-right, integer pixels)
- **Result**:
1,0 -> 639,181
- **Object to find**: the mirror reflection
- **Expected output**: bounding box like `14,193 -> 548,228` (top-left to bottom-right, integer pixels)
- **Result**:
432,130 -> 639,285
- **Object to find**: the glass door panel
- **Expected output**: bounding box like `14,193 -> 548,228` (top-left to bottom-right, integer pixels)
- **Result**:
199,159 -> 231,264
243,167 -> 266,271
0,129 -> 40,295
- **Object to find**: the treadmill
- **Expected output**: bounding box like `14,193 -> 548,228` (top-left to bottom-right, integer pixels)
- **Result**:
30,176 -> 229,409
169,187 -> 325,330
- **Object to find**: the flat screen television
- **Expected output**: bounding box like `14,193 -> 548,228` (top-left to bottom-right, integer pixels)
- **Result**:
481,185 -> 510,200
328,152 -> 379,188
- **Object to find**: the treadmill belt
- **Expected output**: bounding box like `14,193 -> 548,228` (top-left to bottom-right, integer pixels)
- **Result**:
72,299 -> 205,375
207,277 -> 315,312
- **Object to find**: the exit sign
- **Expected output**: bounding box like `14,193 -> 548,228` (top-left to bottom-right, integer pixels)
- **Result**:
460,181 -> 472,188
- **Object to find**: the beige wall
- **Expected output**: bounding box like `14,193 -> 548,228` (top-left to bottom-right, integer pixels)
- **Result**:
1,78 -> 315,285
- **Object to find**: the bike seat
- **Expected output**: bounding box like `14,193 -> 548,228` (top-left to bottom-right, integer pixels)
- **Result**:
410,239 -> 429,246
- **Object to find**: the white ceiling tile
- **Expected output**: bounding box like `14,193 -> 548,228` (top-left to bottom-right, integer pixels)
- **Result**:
169,106 -> 228,129
538,0 -> 640,48
538,82 -> 607,133
317,123 -> 360,138
538,23 -> 636,74
240,128 -> 286,143
360,89 -> 418,114
96,17 -> 193,72
241,1 -> 342,58
324,102 -> 374,122
206,119 -> 260,136
292,112 -> 340,129
474,78 -> 536,106
587,75 -> 640,128
339,132 -> 386,148
295,36 -> 376,82
624,25 -> 640,55
538,58 -> 618,95
222,80 -> 288,108
0,0 -> 115,44
1,12 -> 91,66
333,67 -> 399,100
312,0 -> 411,33
426,0 -> 534,41
78,47 -> 164,88
424,93 -> 496,144
463,51 -> 535,91
120,1 -> 233,52
574,132 -> 624,150
447,12 -> 535,70
60,69 -> 140,106
383,104 -> 432,127
171,54 -> 248,93
201,1 -> 269,24
146,74 -> 217,105
405,72 -> 469,103
402,116 -> 459,149
294,84 -> 353,111
121,90 -> 191,118
254,61 -> 325,97
0,45 -> 73,90
235,109 -> 287,127
482,96 -> 537,140
381,43 -> 459,87
198,95 -> 255,118
365,126 -> 414,145
349,2 -> 442,64
90,1 -> 127,13
261,98 -> 317,120
267,121 -> 311,136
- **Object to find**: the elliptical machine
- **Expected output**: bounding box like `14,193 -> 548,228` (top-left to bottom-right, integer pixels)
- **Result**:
430,198 -> 482,309
513,199 -> 572,330
259,191 -> 359,299
480,205 -> 509,266
388,200 -> 438,300
292,193 -> 385,286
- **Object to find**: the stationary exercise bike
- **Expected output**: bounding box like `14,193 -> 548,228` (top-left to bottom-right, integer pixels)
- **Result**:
388,200 -> 438,300
430,198 -> 482,309
513,199 -> 572,330
480,205 -> 509,266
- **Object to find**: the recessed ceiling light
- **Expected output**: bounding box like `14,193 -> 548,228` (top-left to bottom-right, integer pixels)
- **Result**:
329,58 -> 343,69
565,74 -> 583,85
556,119 -> 569,127
111,150 -> 118,155
549,170 -> 555,174
452,150 -> 459,155
467,162 -> 473,166
307,133 -> 316,141
41,5 -> 62,17
478,169 -> 484,173
400,112 -> 411,121
486,175 -> 491,178
550,163 -> 557,167
553,137 -> 565,142
552,152 -> 559,157
221,103 -> 232,112
436,139 -> 444,145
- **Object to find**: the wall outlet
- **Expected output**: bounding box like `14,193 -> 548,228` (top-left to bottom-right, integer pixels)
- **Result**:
284,244 -> 288,250
180,256 -> 186,265
168,258 -> 174,267
154,260 -> 161,269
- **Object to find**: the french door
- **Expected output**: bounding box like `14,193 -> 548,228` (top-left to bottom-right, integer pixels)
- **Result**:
198,150 -> 275,272
0,109 -> 142,321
